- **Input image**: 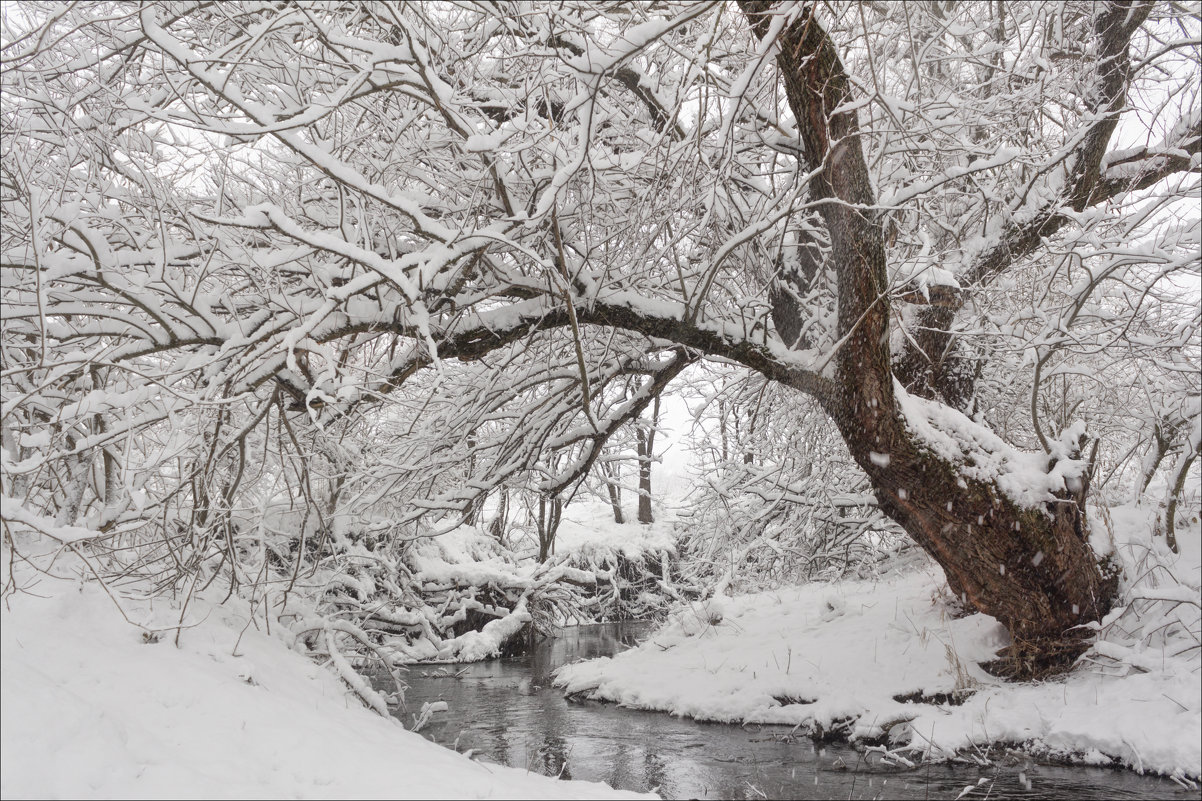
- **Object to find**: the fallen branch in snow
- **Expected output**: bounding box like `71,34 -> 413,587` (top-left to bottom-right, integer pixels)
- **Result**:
861,744 -> 915,769
323,626 -> 392,717
293,617 -> 408,716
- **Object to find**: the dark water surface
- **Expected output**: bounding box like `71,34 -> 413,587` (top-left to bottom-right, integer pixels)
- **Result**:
391,622 -> 1195,800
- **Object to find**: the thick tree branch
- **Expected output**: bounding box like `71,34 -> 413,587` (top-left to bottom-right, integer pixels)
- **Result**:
895,1 -> 1193,409
741,1 -> 888,394
364,294 -> 832,405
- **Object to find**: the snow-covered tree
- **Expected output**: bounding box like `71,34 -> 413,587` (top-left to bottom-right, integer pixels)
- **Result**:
2,1 -> 1198,676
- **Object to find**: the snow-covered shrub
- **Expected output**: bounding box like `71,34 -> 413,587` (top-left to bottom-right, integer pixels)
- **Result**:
678,370 -> 909,593
1080,505 -> 1201,681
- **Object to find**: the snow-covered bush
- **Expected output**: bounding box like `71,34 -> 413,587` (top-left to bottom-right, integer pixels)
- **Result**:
677,370 -> 908,592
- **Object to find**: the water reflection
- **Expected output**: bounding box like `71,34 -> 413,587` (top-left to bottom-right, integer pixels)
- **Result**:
389,623 -> 1190,800
534,734 -> 571,780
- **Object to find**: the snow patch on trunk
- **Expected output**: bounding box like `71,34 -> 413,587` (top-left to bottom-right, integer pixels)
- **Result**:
894,381 -> 1085,508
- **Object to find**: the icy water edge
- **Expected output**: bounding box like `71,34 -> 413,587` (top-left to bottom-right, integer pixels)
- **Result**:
387,622 -> 1194,800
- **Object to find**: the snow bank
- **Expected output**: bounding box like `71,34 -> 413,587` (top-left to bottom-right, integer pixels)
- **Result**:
553,500 -> 678,560
0,547 -> 650,799
556,567 -> 1007,728
554,510 -> 1201,780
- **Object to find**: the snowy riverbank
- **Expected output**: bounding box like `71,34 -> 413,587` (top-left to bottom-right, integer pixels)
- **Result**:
555,505 -> 1201,783
0,545 -> 650,800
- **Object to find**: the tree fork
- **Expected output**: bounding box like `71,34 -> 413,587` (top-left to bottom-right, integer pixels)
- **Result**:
743,1 -> 1117,677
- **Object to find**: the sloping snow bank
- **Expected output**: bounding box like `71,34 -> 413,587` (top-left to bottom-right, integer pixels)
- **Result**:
554,508 -> 1200,781
0,547 -> 650,800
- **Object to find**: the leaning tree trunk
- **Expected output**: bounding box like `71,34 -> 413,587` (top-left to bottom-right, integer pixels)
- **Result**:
743,1 -> 1117,677
831,394 -> 1116,677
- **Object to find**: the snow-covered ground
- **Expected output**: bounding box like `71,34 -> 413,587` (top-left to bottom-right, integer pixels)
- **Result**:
553,499 -> 679,559
5,476 -> 1196,798
555,505 -> 1201,783
0,545 -> 650,800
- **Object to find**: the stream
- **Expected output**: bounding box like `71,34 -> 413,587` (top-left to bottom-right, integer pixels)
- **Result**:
391,622 -> 1194,800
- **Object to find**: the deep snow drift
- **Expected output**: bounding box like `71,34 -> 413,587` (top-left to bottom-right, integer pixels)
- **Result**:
0,544 -> 649,800
555,505 -> 1201,784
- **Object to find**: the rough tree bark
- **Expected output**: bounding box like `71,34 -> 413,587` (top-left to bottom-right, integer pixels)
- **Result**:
742,1 -> 1125,676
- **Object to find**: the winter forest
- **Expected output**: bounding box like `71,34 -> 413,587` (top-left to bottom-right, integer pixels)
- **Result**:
1,1 -> 1199,798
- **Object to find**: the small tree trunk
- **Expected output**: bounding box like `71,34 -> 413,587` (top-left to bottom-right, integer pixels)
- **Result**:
635,429 -> 653,524
536,496 -> 563,563
635,395 -> 661,525
1135,423 -> 1173,500
464,431 -> 481,526
718,399 -> 729,463
1164,444 -> 1198,554
600,461 -> 625,524
488,488 -> 509,544
464,496 -> 482,527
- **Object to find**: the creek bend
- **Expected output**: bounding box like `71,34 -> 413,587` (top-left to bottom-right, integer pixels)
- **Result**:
387,622 -> 1191,800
